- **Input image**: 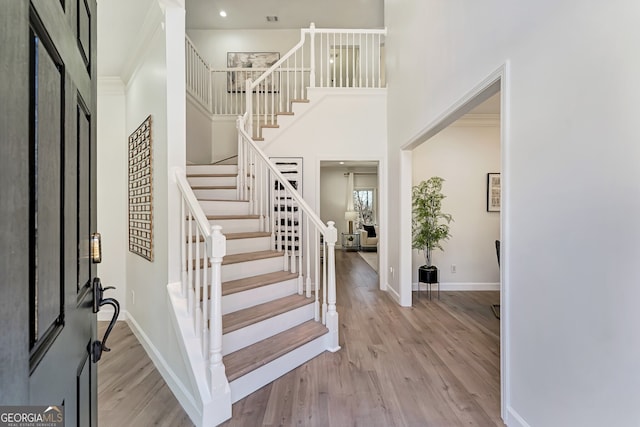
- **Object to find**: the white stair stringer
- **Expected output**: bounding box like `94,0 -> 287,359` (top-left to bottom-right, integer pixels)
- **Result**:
229,334 -> 327,403
167,282 -> 231,427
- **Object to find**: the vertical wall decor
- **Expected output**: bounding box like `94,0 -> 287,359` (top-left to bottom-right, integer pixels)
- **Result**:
128,115 -> 154,261
487,172 -> 501,212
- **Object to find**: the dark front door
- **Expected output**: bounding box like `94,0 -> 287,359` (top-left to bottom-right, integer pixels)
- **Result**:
0,0 -> 99,425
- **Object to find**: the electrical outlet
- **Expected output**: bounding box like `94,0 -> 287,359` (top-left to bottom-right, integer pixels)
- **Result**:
451,264 -> 457,274
131,290 -> 135,305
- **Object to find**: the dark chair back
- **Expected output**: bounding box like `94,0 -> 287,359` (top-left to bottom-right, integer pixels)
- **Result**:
495,240 -> 500,267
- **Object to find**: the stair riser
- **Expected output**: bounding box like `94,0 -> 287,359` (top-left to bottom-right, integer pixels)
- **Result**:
222,303 -> 315,356
227,237 -> 272,255
199,200 -> 249,216
229,335 -> 327,403
191,237 -> 272,256
193,189 -> 237,200
209,218 -> 261,233
187,164 -> 237,175
188,176 -> 237,187
222,257 -> 283,282
222,278 -> 299,315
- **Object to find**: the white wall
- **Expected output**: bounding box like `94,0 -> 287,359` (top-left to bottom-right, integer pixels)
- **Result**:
320,167 -> 378,244
186,29 -> 301,69
264,88 -> 386,226
186,95 -> 213,163
119,0 -> 193,404
385,1 -> 640,426
97,78 -> 128,319
411,119 -> 500,287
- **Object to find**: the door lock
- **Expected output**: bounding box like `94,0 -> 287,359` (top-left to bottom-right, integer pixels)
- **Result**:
91,277 -> 120,363
91,232 -> 102,263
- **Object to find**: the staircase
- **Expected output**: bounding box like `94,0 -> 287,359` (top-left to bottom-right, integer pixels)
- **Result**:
187,164 -> 329,405
171,160 -> 339,426
173,23 -> 385,426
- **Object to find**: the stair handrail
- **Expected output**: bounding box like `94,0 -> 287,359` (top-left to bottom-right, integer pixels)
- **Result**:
237,114 -> 340,351
174,168 -> 228,394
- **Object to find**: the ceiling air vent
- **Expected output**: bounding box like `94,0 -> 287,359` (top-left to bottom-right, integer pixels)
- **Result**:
266,16 -> 279,22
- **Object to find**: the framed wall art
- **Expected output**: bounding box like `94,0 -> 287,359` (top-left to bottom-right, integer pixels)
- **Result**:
227,52 -> 280,93
487,172 -> 501,212
128,115 -> 154,261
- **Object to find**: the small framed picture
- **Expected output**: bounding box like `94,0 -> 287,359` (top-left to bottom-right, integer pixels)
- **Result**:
487,173 -> 501,212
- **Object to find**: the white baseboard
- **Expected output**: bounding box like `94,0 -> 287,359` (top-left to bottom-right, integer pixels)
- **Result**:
506,406 -> 531,427
97,307 -> 127,322
125,312 -> 200,426
412,282 -> 500,291
385,282 -> 402,304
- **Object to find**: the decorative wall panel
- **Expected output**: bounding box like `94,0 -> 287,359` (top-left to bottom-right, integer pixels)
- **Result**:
128,115 -> 153,261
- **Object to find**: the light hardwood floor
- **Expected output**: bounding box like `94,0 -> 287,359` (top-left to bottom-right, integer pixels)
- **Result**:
99,250 -> 503,426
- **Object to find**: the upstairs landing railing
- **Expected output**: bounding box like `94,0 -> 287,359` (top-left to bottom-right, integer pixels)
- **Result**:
186,24 -> 387,139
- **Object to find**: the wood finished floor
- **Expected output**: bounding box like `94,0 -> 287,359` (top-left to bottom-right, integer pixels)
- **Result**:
98,250 -> 503,426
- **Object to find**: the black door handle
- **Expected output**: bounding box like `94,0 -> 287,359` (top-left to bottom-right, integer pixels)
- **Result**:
91,277 -> 120,363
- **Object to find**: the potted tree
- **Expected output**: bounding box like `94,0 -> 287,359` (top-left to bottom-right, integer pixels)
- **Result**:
412,176 -> 453,286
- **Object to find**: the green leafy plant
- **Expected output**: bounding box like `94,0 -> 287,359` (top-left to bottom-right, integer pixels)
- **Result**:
412,176 -> 453,267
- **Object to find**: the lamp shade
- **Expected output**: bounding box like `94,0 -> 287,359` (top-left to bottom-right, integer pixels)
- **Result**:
344,211 -> 358,221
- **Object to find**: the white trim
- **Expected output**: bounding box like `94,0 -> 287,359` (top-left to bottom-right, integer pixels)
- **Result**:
121,2 -> 165,85
186,91 -> 214,119
97,77 -> 125,96
384,283 -> 401,304
451,113 -> 500,127
506,406 -> 531,427
398,63 -> 510,424
412,282 -> 500,291
126,309 -> 201,426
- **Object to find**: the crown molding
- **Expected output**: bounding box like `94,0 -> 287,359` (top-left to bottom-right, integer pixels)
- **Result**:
98,76 -> 125,96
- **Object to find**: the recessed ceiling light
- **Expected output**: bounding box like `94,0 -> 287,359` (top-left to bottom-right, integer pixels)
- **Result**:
219,10 -> 227,17
339,161 -> 345,165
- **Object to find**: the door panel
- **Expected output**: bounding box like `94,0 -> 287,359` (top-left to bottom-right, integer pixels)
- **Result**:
30,24 -> 65,354
0,1 -> 98,425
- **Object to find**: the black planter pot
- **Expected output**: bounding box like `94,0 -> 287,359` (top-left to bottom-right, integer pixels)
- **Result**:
418,265 -> 438,284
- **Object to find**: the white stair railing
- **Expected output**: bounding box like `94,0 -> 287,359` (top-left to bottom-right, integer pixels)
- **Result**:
175,169 -> 229,394
186,25 -> 387,139
237,114 -> 340,351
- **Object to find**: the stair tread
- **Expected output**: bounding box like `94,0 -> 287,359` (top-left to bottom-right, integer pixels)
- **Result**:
225,231 -> 271,240
223,250 -> 283,265
290,99 -> 309,103
222,271 -> 298,296
197,199 -> 248,202
276,111 -> 294,116
192,185 -> 237,190
187,173 -> 237,178
260,124 -> 279,129
222,293 -> 312,334
223,320 -> 328,382
206,214 -> 260,220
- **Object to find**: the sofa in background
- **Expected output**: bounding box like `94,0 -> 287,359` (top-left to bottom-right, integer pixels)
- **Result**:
358,225 -> 379,251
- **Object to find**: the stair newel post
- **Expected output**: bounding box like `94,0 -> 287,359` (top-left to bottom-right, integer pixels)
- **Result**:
309,23 -> 316,88
325,221 -> 341,352
297,212 -> 304,295
181,199 -> 187,297
195,227 -> 202,336
208,226 -> 228,394
187,213 -> 194,322
201,231 -> 209,358
305,216 -> 312,298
